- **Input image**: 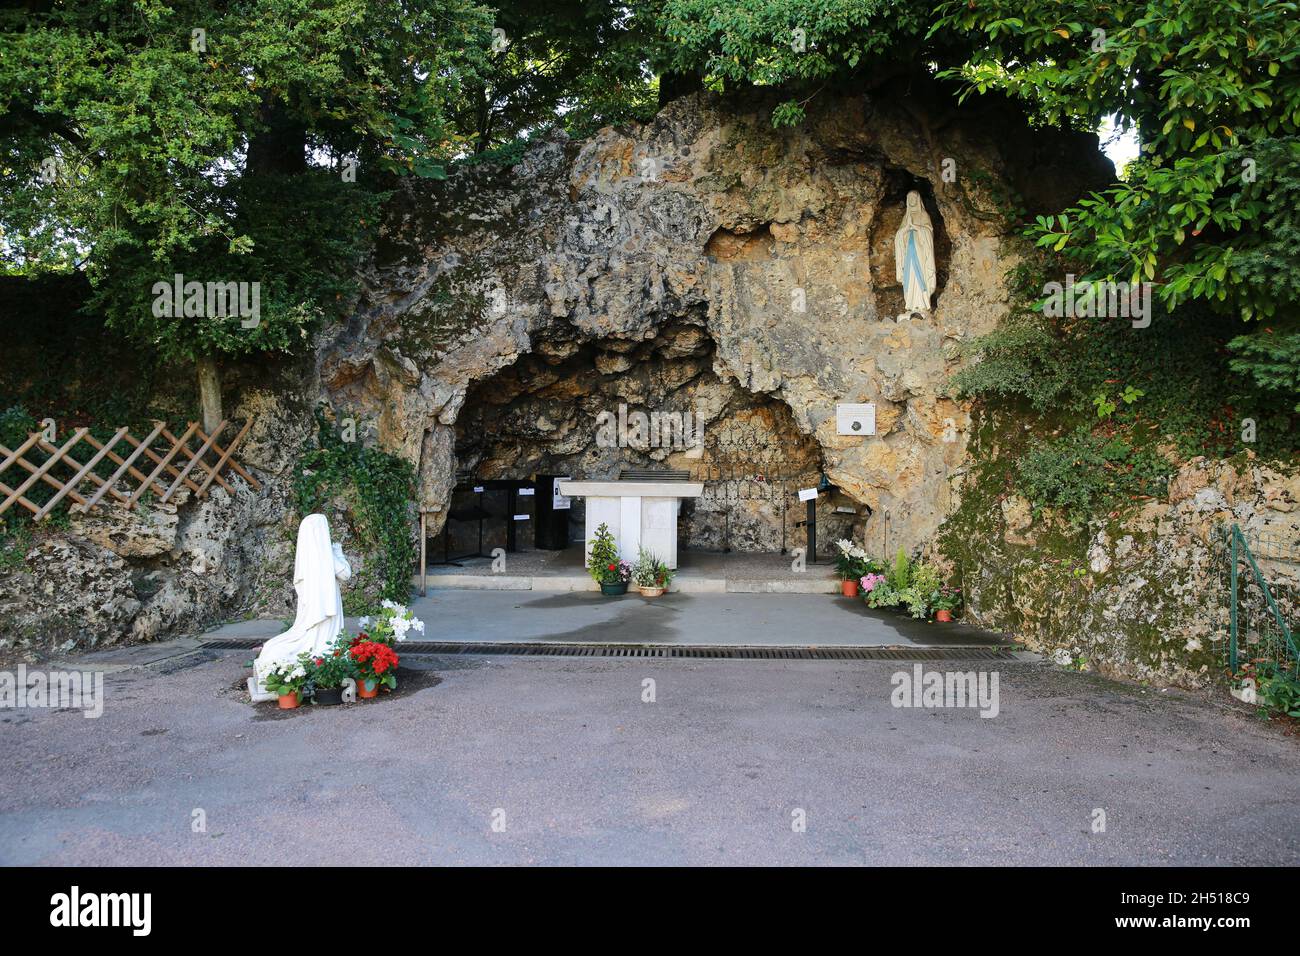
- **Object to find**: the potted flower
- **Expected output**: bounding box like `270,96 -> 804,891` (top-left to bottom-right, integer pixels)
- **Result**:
860,572 -> 898,608
632,548 -> 674,597
263,656 -> 309,709
349,638 -> 400,698
931,586 -> 962,622
834,539 -> 872,597
306,649 -> 356,706
357,599 -> 425,647
586,523 -> 631,595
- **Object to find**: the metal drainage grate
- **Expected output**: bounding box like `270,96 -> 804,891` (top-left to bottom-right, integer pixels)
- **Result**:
201,638 -> 1014,661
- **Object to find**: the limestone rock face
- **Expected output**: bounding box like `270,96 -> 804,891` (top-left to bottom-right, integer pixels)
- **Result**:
0,384 -> 305,656
323,91 -> 1109,553
950,452 -> 1300,688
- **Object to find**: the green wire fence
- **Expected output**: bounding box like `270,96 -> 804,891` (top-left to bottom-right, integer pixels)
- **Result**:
1221,524 -> 1299,678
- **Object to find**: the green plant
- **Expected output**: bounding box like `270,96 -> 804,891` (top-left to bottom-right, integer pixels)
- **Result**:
586,523 -> 628,584
1254,661 -> 1300,718
887,548 -> 912,591
631,548 -> 673,589
305,649 -> 357,691
930,585 -> 962,612
899,561 -> 942,618
1016,427 -> 1175,527
863,579 -> 900,609
358,599 -> 425,645
833,539 -> 874,582
263,656 -> 310,697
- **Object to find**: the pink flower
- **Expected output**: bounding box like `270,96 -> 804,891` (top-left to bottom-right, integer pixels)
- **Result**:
859,573 -> 886,592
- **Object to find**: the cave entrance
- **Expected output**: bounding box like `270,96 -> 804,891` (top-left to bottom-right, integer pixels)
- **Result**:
442,319 -> 858,567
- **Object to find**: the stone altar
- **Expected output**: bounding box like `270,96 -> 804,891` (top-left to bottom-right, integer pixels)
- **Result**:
556,480 -> 704,570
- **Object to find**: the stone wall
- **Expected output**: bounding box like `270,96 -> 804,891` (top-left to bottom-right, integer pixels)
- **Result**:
321,88 -> 1112,556
0,381 -> 312,656
940,450 -> 1300,686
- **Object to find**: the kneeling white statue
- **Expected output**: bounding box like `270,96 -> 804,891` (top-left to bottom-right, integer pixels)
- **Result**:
248,514 -> 351,702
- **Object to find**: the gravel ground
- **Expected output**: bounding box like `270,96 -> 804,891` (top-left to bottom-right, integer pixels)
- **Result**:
1,650 -> 1297,866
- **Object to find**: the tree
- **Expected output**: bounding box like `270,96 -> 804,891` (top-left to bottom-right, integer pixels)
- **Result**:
932,0 -> 1300,398
0,0 -> 494,429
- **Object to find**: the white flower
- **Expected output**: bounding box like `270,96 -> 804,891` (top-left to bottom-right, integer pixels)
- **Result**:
358,616 -> 371,629
411,618 -> 425,634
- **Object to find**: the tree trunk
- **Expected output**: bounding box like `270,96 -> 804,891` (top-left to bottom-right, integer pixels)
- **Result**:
196,356 -> 223,434
245,99 -> 307,176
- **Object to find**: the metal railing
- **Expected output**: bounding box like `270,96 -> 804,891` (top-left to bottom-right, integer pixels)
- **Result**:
1224,524 -> 1299,677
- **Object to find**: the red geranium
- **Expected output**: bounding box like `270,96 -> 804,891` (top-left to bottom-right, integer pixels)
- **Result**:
349,639 -> 399,682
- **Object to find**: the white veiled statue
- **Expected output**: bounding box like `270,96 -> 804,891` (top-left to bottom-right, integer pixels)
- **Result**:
248,514 -> 352,702
894,190 -> 937,315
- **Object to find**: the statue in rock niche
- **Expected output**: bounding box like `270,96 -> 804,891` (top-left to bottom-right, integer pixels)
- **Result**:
894,190 -> 937,317
248,514 -> 351,702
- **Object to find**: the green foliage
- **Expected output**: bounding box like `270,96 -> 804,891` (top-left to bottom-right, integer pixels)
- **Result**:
1255,661 -> 1300,718
0,0 -> 494,365
1228,329 -> 1300,411
953,248 -> 1297,467
656,0 -> 949,125
262,655 -> 310,696
952,319 -> 1080,413
631,547 -> 673,588
586,522 -> 624,583
1016,427 -> 1175,527
900,562 -> 942,618
887,547 -> 911,591
0,405 -> 35,448
305,647 -> 357,691
451,1 -> 659,151
293,414 -> 415,610
933,0 -> 1300,349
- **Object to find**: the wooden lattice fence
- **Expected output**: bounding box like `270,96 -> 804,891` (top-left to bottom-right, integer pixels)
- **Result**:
0,419 -> 261,520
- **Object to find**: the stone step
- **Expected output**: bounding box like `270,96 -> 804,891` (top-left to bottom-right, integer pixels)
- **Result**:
414,574 -> 837,594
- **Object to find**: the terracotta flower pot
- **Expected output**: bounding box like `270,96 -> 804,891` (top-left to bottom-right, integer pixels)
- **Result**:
358,678 -> 379,699
638,585 -> 665,598
277,692 -> 300,710
841,580 -> 860,597
934,609 -> 954,622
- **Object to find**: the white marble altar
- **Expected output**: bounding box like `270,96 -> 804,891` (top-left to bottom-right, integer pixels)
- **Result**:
556,480 -> 704,570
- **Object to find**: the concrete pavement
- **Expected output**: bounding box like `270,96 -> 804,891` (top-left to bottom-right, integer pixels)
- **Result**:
2,644 -> 1297,865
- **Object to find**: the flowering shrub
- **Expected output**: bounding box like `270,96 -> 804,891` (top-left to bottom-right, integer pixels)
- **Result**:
306,649 -> 356,690
263,656 -> 309,697
632,548 -> 672,588
357,599 -> 425,646
835,539 -> 879,581
586,523 -> 629,584
931,586 -> 962,612
349,639 -> 400,689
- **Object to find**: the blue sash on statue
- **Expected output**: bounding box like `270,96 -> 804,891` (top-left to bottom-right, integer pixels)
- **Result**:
903,230 -> 928,293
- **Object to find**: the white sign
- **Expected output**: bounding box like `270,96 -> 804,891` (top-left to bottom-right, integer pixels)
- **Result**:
836,403 -> 876,436
553,477 -> 571,510
513,514 -> 529,521
519,487 -> 535,496
798,488 -> 819,502
473,486 -> 484,493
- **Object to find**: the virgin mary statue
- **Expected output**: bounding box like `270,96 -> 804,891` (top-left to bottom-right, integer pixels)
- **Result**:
894,190 -> 937,315
248,514 -> 351,701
